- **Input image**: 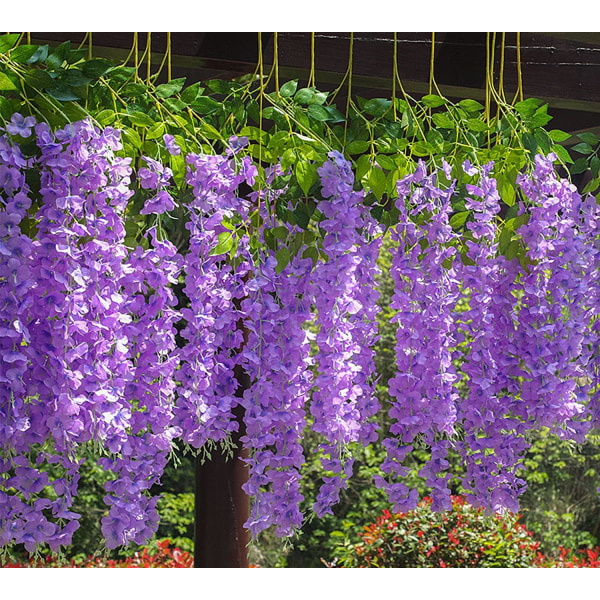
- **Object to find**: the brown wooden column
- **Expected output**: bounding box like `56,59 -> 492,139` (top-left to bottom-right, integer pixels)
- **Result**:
194,370 -> 250,568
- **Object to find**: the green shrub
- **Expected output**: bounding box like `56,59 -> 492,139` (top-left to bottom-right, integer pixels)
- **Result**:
332,496 -> 541,568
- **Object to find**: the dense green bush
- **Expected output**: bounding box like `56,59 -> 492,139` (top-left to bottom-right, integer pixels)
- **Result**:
331,496 -> 541,568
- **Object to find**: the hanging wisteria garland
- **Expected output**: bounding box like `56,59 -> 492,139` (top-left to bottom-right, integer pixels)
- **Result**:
0,114 -> 599,553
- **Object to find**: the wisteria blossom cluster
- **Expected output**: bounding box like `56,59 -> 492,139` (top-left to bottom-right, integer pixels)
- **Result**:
0,112 -> 599,555
310,151 -> 383,517
377,155 -> 600,515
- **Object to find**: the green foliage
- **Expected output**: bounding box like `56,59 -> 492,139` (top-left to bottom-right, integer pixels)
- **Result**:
332,496 -> 541,568
519,428 -> 600,555
1,32 -> 594,270
155,493 -> 194,553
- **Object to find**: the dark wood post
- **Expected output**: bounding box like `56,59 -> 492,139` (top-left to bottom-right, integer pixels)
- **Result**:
194,369 -> 250,568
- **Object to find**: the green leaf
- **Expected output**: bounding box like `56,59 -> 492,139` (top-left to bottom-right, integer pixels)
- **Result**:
309,91 -> 328,105
363,98 -> 392,117
24,69 -> 55,89
96,109 -> 116,126
522,132 -> 538,155
551,143 -> 573,165
206,79 -> 239,94
80,58 -> 114,79
46,41 -> 71,70
498,225 -> 513,254
128,111 -> 155,128
411,141 -> 434,156
323,105 -> 345,123
583,177 -> 600,195
368,167 -> 387,200
121,82 -> 147,97
164,98 -> 187,112
271,226 -> 289,240
0,72 -> 18,91
376,154 -> 396,170
355,154 -> 371,181
577,131 -> 600,146
200,122 -> 223,140
294,87 -> 315,105
146,122 -> 166,139
10,45 -> 39,63
281,148 -> 297,171
548,129 -> 571,143
466,118 -> 488,132
155,78 -> 186,99
302,245 -> 318,267
275,246 -> 291,274
60,69 -> 92,87
46,82 -> 81,101
497,175 -> 516,206
293,204 -> 310,229
295,160 -> 317,195
590,155 -> 600,177
458,99 -> 484,113
346,140 -> 369,155
279,79 -> 298,98
180,81 -> 204,104
572,142 -> 593,155
0,34 -> 20,54
66,48 -> 86,64
530,105 -> 552,128
535,130 -> 552,154
122,127 -> 142,149
191,96 -> 220,115
432,112 -> 455,129
570,157 -> 588,174
0,97 -> 9,121
26,44 -> 49,64
506,240 -> 520,260
449,211 -> 469,230
514,97 -> 543,118
307,104 -> 329,121
421,94 -> 446,108
209,231 -> 235,256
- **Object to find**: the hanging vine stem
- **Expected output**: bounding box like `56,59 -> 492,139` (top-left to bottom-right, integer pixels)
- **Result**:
273,32 -> 279,96
146,33 -> 152,85
429,33 -> 435,96
134,32 -> 139,82
329,33 -> 354,105
513,32 -> 524,104
151,34 -> 171,83
343,33 -> 354,148
308,33 -> 316,88
257,31 -> 266,221
483,34 -> 527,153
167,32 -> 172,82
392,33 -> 427,143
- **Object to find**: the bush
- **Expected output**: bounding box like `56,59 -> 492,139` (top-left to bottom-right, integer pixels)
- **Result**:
332,496 -> 541,568
2,540 -> 193,568
534,546 -> 600,568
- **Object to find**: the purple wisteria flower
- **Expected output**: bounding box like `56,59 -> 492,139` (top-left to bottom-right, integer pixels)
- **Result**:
140,190 -> 176,215
163,134 -> 181,156
6,113 -> 36,138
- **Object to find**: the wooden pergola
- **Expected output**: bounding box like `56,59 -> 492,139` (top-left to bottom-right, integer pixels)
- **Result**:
32,32 -> 600,137
28,31 -> 600,567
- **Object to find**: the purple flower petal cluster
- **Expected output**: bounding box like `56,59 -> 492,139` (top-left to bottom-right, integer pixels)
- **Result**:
239,249 -> 313,537
1,106 -> 599,552
174,152 -> 253,449
454,160 -> 528,513
310,152 -> 383,517
376,160 -> 461,513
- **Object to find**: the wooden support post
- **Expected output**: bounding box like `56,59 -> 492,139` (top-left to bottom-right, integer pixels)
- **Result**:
194,369 -> 250,568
